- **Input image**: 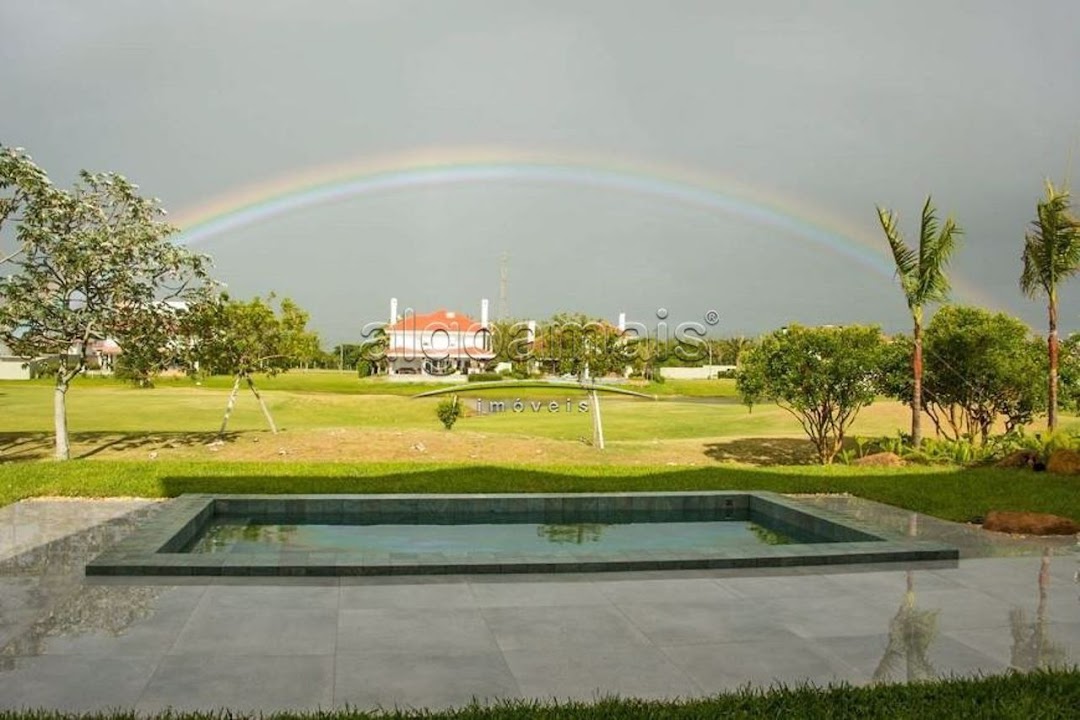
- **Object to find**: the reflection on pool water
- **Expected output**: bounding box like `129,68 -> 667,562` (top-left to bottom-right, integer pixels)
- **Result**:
185,517 -> 822,555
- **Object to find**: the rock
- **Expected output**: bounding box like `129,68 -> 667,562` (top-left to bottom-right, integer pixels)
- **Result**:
853,452 -> 904,467
983,511 -> 1080,536
996,450 -> 1041,469
1046,449 -> 1080,474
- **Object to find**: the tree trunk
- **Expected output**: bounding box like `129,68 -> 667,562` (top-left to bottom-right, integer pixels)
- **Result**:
1048,295 -> 1058,431
911,313 -> 924,448
53,376 -> 71,461
218,374 -> 242,437
247,376 -> 279,434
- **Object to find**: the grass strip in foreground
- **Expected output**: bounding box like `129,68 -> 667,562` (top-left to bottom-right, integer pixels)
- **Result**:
0,670 -> 1075,719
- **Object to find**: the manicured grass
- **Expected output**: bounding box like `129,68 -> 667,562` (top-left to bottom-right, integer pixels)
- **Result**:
0,670 -> 1075,719
0,380 -> 912,441
1,460 -> 1077,523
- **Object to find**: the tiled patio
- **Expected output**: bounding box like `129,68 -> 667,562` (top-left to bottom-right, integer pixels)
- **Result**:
0,496 -> 1076,714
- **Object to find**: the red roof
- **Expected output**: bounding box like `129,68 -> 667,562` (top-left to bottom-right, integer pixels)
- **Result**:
388,309 -> 483,333
386,346 -> 494,358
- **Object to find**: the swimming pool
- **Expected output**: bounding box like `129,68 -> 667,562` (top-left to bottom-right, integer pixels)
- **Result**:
86,492 -> 958,576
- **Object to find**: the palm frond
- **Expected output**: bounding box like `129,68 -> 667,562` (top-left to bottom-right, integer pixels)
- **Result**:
918,214 -> 962,304
918,196 -> 940,272
1021,181 -> 1080,298
877,206 -> 918,300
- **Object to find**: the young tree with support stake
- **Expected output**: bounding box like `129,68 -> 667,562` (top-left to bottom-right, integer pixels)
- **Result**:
185,293 -> 321,437
1021,180 -> 1080,431
877,197 -> 962,448
0,146 -> 213,460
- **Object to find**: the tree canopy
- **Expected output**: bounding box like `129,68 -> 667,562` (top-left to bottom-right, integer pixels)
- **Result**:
0,145 -> 213,459
879,305 -> 1045,442
737,324 -> 885,464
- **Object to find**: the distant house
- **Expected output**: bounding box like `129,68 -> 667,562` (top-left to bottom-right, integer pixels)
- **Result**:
0,355 -> 36,380
385,298 -> 494,376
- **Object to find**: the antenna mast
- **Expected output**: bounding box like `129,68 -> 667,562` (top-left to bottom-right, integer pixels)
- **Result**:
499,251 -> 509,320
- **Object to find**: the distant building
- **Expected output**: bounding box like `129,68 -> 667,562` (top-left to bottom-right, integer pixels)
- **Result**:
385,298 -> 494,376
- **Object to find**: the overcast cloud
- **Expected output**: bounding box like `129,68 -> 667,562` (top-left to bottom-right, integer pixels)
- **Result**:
3,0 -> 1079,343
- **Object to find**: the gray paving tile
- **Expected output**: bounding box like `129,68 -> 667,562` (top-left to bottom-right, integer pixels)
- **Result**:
763,595 -> 900,639
335,650 -> 520,710
340,581 -> 475,609
914,588 -> 1016,631
0,655 -> 156,712
813,633 -> 1008,682
821,568 -> 969,596
616,600 -> 799,646
662,637 -> 852,691
945,622 -> 1080,670
596,577 -> 741,605
136,653 -> 333,713
170,606 -> 337,655
716,572 -> 844,599
501,643 -> 701,701
41,586 -> 203,656
200,583 -> 339,611
468,580 -> 609,607
481,605 -> 651,652
337,608 -> 500,654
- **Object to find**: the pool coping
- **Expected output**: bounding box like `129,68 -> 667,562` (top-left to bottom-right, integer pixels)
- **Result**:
85,492 -> 958,577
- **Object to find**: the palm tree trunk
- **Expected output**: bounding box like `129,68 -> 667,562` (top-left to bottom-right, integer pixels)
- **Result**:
1048,295 -> 1058,430
911,314 -> 924,447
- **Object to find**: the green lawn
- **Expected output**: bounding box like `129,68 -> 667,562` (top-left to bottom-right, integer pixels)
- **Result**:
1,459 -> 1077,523
3,374 -> 1078,523
0,378 -> 907,441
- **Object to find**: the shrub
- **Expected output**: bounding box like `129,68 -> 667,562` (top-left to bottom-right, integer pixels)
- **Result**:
436,395 -> 462,429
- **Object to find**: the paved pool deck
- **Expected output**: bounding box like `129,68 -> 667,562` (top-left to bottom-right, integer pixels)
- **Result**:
0,496 -> 1077,714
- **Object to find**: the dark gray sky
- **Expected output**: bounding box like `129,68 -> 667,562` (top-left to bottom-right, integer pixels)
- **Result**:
3,0 -> 1080,344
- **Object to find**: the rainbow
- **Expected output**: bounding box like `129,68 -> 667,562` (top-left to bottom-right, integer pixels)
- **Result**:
170,146 -> 990,304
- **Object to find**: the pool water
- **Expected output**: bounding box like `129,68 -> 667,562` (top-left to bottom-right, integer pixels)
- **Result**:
185,517 -> 829,556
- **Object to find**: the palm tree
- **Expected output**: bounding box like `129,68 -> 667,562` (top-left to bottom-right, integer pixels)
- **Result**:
1021,181 -> 1080,430
877,197 -> 962,447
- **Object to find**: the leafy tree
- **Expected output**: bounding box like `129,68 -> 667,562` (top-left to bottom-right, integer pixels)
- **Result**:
879,306 -> 1046,442
535,312 -> 629,378
0,149 -> 212,459
1057,332 -> 1080,412
737,325 -> 885,464
877,197 -> 963,448
719,335 -> 754,366
0,147 -> 54,265
1020,180 -> 1080,430
186,293 -> 318,436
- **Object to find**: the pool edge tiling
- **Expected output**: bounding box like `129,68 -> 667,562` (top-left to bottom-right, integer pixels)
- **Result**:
85,492 -> 958,577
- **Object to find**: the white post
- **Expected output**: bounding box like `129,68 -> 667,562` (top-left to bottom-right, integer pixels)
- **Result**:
591,389 -> 605,450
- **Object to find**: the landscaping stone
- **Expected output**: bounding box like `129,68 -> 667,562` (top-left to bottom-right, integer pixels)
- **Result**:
853,452 -> 904,467
1045,449 -> 1080,474
982,511 -> 1080,536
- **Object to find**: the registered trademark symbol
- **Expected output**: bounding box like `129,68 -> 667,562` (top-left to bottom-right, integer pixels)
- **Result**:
704,310 -> 720,325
